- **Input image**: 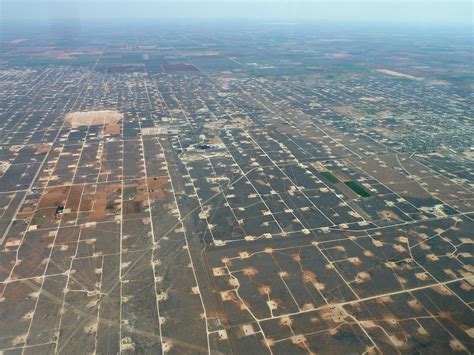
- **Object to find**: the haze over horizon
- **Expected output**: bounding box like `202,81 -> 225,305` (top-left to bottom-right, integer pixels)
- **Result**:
1,0 -> 472,27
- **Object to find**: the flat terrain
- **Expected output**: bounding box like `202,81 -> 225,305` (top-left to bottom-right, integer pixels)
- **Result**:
0,22 -> 472,354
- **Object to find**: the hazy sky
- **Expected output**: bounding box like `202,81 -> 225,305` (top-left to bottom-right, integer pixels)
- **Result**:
1,0 -> 472,26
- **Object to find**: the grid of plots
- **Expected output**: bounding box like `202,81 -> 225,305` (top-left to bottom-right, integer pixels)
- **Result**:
0,24 -> 473,354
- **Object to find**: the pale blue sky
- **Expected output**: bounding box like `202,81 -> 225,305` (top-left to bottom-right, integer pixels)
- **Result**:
1,0 -> 472,26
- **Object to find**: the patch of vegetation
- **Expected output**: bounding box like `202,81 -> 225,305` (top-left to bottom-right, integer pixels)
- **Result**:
31,214 -> 47,225
344,181 -> 370,197
321,171 -> 340,183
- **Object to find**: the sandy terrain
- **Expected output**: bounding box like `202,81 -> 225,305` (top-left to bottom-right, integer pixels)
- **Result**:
65,110 -> 123,128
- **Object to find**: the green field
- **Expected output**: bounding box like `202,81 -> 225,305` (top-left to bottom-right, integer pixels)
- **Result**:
344,181 -> 370,197
320,171 -> 340,183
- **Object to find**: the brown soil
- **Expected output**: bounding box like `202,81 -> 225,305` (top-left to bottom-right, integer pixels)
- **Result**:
80,183 -> 121,220
91,185 -> 120,219
65,185 -> 84,213
38,186 -> 70,208
104,123 -> 121,135
16,210 -> 35,219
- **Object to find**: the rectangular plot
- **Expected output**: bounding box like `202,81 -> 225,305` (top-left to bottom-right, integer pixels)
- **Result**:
26,275 -> 68,346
